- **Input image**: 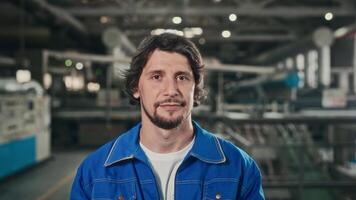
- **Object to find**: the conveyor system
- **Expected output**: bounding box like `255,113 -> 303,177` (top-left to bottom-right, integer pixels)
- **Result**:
196,114 -> 356,200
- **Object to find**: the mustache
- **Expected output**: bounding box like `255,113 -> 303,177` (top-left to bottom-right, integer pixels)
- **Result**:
154,99 -> 186,108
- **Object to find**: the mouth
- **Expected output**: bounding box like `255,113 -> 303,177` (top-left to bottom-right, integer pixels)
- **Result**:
158,102 -> 183,111
155,99 -> 186,107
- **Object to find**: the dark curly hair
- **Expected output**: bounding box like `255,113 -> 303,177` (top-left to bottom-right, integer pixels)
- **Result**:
124,33 -> 206,107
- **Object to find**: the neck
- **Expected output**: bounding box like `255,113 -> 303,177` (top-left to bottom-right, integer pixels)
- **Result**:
140,115 -> 194,153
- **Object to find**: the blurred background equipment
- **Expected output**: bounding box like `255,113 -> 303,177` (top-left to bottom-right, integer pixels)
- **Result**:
0,0 -> 356,199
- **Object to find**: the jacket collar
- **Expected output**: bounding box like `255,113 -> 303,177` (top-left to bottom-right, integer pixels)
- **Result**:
104,121 -> 226,167
189,121 -> 226,164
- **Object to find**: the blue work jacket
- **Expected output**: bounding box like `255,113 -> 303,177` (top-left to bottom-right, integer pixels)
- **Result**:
71,121 -> 265,200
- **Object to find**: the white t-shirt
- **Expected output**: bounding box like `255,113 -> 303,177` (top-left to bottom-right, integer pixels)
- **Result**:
140,137 -> 195,200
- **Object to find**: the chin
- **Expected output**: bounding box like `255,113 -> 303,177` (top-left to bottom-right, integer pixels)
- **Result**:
159,115 -> 183,123
161,111 -> 187,119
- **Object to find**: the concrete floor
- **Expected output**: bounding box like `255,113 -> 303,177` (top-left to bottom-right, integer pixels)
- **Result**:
0,149 -> 91,200
1,148 -> 355,200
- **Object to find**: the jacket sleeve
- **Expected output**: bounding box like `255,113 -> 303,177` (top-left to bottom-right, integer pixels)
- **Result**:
70,164 -> 91,200
239,160 -> 265,200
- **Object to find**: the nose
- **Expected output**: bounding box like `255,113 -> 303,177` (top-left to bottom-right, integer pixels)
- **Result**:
163,77 -> 179,97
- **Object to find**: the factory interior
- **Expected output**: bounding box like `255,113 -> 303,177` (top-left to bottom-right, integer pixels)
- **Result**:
1,0 -> 356,199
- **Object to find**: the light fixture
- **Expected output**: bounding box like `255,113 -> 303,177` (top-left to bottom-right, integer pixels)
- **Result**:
65,59 -> 73,67
43,73 -> 52,89
16,69 -> 31,83
63,75 -> 85,91
324,12 -> 333,21
172,16 -> 182,24
75,62 -> 84,70
87,82 -> 100,92
229,14 -> 237,22
221,30 -> 231,38
183,27 -> 203,38
184,31 -> 194,38
100,16 -> 110,24
191,27 -> 203,35
151,29 -> 165,35
151,29 -> 184,36
198,38 -> 206,45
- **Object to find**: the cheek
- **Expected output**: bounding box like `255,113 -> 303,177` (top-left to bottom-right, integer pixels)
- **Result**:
185,86 -> 195,102
139,88 -> 157,105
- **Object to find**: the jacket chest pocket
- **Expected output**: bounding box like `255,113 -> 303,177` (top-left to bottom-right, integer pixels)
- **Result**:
203,178 -> 239,200
92,178 -> 137,200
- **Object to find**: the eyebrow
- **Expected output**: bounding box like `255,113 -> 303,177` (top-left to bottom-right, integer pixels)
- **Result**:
145,70 -> 164,76
144,69 -> 193,77
175,71 -> 193,78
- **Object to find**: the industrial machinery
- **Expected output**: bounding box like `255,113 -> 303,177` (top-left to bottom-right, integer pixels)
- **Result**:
0,79 -> 51,180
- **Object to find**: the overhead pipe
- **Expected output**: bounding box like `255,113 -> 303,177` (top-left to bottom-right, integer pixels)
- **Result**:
252,27 -> 334,88
252,24 -> 356,89
235,71 -> 300,90
204,58 -> 275,75
102,27 -> 136,56
252,27 -> 334,65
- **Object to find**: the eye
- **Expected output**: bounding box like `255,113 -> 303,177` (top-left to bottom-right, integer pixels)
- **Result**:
177,75 -> 188,81
151,74 -> 161,80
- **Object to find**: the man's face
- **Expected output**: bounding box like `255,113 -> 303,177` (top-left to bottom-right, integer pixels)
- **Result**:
133,49 -> 195,130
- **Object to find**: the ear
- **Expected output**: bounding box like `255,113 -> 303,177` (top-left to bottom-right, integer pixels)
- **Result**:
133,90 -> 140,99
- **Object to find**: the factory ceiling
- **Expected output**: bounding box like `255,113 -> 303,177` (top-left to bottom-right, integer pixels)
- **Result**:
1,0 -> 355,65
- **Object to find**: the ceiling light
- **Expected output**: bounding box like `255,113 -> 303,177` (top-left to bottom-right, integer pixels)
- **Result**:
198,38 -> 206,45
167,29 -> 184,36
16,69 -> 31,83
184,31 -> 194,38
221,30 -> 231,38
87,82 -> 100,92
63,75 -> 84,91
229,14 -> 237,22
75,62 -> 84,70
183,27 -> 203,38
172,16 -> 182,24
100,16 -> 110,24
65,59 -> 73,67
44,73 -> 52,89
324,12 -> 333,21
151,29 -> 165,35
191,27 -> 203,35
151,29 -> 184,36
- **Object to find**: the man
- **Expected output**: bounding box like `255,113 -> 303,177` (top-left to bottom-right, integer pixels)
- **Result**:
71,33 -> 264,200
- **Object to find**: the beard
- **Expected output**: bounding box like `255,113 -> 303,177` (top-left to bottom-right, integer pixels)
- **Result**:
141,99 -> 187,130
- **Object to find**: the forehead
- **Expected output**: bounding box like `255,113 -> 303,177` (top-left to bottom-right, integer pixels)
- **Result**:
143,49 -> 192,73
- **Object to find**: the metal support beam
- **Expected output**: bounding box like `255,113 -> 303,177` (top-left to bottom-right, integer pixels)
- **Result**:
216,72 -> 224,115
120,32 -> 294,42
0,55 -> 16,66
206,64 -> 274,74
336,0 -> 356,8
252,27 -> 334,65
353,31 -> 356,93
44,50 -> 131,63
0,27 -> 50,38
68,6 -> 356,18
204,34 -> 295,42
31,0 -> 87,34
